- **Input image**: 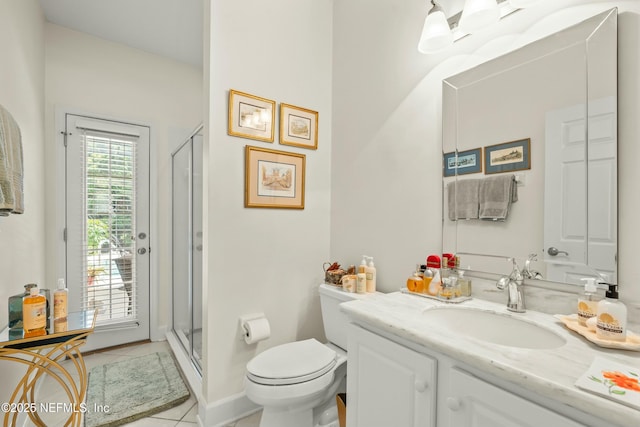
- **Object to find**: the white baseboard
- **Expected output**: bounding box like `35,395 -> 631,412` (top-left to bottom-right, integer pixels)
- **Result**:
165,331 -> 260,427
202,391 -> 260,427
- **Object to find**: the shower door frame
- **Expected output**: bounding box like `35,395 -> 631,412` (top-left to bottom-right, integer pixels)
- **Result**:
171,124 -> 203,375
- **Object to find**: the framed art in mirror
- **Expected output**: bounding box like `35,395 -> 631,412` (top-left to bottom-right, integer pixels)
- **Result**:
484,138 -> 531,174
443,148 -> 482,177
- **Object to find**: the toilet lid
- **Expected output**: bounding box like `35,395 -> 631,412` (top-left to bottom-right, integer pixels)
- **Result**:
247,338 -> 337,385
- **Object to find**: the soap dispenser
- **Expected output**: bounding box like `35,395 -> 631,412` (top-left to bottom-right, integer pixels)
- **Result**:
595,283 -> 627,342
365,256 -> 376,293
577,278 -> 600,326
356,256 -> 367,294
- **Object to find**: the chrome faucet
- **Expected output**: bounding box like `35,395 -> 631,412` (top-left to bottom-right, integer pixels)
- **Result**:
522,253 -> 543,280
496,257 -> 526,312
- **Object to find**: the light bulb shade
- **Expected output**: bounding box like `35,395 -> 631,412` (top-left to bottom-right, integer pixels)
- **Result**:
508,0 -> 540,7
459,0 -> 500,34
417,7 -> 453,53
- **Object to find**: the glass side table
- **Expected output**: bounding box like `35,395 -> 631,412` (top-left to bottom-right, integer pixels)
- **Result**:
0,310 -> 97,427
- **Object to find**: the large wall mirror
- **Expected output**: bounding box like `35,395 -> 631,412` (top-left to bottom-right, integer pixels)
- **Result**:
442,8 -> 618,286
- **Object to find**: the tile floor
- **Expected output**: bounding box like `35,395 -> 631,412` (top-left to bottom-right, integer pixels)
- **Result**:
36,340 -> 262,427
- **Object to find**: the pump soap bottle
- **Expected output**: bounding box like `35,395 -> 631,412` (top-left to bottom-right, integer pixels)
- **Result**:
53,278 -> 68,332
357,256 -> 367,294
596,283 -> 627,342
577,278 -> 600,326
365,256 -> 376,293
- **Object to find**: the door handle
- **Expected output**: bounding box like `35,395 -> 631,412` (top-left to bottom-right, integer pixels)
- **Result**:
137,248 -> 147,255
547,247 -> 569,257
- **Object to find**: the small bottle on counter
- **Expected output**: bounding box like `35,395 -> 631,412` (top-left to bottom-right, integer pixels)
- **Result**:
596,283 -> 627,342
357,256 -> 367,294
577,278 -> 600,326
406,264 -> 425,294
365,256 -> 376,293
458,270 -> 472,297
426,255 -> 442,296
8,283 -> 37,329
23,286 -> 47,334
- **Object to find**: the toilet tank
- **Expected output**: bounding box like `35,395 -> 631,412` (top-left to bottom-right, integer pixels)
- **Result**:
319,283 -> 375,351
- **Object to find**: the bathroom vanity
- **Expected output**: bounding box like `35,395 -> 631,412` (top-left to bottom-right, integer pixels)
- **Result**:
341,293 -> 639,427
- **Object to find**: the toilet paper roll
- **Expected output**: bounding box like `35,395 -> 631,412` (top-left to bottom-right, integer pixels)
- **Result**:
243,317 -> 271,344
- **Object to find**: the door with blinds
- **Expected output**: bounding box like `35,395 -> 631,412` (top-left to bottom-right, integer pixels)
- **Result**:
65,114 -> 150,351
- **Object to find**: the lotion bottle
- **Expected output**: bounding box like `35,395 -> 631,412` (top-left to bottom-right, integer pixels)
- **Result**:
356,256 -> 367,294
577,278 -> 600,326
23,286 -> 47,333
365,256 -> 376,293
596,283 -> 627,342
54,278 -> 68,322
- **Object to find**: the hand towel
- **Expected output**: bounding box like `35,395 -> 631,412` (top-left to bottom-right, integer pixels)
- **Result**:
447,179 -> 480,221
478,174 -> 517,221
0,104 -> 24,215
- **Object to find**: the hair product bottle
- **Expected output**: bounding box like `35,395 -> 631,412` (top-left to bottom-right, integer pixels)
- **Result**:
23,286 -> 47,334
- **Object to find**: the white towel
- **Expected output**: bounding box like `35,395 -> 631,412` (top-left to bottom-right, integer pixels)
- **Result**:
479,175 -> 517,221
447,179 -> 480,221
0,104 -> 24,215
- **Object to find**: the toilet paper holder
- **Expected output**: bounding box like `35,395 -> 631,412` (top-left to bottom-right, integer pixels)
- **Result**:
239,312 -> 268,341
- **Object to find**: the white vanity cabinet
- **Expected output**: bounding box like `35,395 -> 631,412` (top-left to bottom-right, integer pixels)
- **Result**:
347,323 -> 589,427
445,368 -> 584,427
346,324 -> 437,427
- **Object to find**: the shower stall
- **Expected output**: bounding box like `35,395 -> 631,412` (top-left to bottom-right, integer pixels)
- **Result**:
171,125 -> 203,374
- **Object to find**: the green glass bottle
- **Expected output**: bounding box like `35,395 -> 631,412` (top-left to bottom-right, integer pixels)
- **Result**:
8,283 -> 37,329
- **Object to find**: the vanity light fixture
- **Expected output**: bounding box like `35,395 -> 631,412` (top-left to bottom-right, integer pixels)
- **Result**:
418,1 -> 453,54
459,0 -> 500,34
418,0 -> 539,54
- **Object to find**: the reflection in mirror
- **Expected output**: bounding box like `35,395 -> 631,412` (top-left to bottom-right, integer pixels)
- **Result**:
442,8 -> 618,286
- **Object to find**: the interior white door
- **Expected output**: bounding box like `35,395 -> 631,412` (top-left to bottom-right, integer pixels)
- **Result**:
544,97 -> 616,284
64,113 -> 150,351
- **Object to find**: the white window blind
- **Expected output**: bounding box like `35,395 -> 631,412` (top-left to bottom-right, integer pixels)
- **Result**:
79,129 -> 139,326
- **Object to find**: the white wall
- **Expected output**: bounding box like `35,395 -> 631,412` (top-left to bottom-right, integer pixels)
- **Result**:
332,0 -> 640,304
0,0 -> 45,405
44,24 -> 203,338
204,0 -> 333,411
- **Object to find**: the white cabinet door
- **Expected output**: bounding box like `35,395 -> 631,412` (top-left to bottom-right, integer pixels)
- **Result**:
347,324 -> 437,427
446,368 -> 584,427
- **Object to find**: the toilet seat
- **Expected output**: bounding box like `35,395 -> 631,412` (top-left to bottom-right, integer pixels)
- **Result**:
247,338 -> 337,386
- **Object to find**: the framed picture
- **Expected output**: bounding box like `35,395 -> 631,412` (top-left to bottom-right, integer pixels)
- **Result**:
443,148 -> 483,177
228,89 -> 275,142
245,145 -> 305,209
279,103 -> 318,150
484,138 -> 531,174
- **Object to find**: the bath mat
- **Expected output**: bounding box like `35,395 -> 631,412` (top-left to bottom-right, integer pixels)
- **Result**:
84,351 -> 190,427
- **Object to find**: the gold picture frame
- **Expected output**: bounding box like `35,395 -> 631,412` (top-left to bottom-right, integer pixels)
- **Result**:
245,145 -> 305,209
279,103 -> 318,150
228,89 -> 275,142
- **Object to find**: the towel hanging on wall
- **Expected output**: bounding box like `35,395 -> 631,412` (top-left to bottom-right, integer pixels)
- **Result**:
478,174 -> 517,221
0,104 -> 24,215
447,179 -> 480,221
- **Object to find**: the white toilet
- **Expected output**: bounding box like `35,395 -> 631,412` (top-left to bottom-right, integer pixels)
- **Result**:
244,283 -> 367,427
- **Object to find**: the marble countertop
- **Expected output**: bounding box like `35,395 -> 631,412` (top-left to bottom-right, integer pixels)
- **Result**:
340,291 -> 640,427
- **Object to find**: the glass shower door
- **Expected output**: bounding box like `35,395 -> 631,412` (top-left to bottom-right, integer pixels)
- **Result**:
171,125 -> 203,373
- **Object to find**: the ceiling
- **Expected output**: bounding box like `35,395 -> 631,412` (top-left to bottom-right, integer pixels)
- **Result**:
39,0 -> 203,67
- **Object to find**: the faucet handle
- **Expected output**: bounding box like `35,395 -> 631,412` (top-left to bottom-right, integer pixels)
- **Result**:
496,276 -> 509,290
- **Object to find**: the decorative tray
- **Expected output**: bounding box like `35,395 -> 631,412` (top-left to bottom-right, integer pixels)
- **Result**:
400,288 -> 471,304
554,314 -> 640,351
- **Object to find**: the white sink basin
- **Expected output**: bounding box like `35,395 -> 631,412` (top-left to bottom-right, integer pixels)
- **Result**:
422,307 -> 566,349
